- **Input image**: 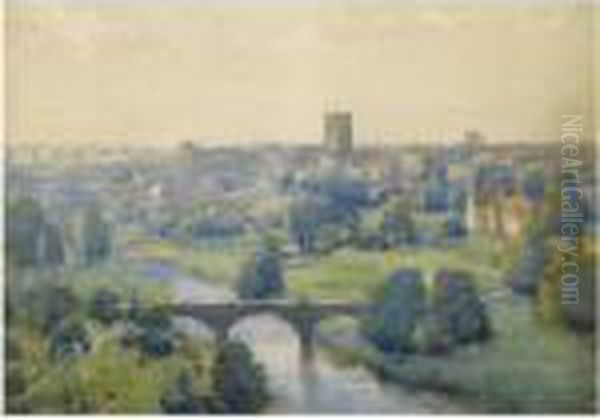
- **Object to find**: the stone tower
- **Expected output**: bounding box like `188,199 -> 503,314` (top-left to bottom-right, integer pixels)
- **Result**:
323,111 -> 353,163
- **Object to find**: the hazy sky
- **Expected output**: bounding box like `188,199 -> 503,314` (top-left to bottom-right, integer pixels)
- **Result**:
7,1 -> 597,145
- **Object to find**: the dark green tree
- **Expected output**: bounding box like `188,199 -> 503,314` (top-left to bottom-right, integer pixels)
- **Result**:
237,241 -> 284,300
431,270 -> 490,350
41,222 -> 65,266
81,205 -> 111,266
288,197 -> 325,254
49,320 -> 91,359
34,285 -> 79,334
380,199 -> 416,246
211,341 -> 268,413
89,288 -> 121,326
361,269 -> 426,354
126,308 -> 175,358
6,197 -> 46,266
160,370 -> 206,414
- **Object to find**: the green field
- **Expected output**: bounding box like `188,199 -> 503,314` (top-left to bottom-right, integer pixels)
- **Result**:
121,233 -> 255,287
119,230 -> 517,303
287,233 -> 516,301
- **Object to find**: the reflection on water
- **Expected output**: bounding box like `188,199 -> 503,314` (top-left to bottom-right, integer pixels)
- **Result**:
232,316 -> 461,414
145,262 -> 464,414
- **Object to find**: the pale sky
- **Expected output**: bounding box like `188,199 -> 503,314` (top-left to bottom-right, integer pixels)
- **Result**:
7,1 -> 597,145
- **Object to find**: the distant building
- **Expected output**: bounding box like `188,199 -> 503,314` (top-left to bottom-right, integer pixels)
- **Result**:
323,111 -> 353,163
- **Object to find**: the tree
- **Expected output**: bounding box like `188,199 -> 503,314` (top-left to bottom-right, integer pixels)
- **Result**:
237,241 -> 285,300
49,320 -> 91,359
361,269 -> 426,354
81,205 -> 111,266
211,341 -> 268,413
6,364 -> 27,398
446,215 -> 467,240
380,199 -> 416,247
160,370 -> 206,414
431,270 -> 490,351
538,235 -> 595,331
34,285 -> 79,334
288,197 -> 325,254
509,228 -> 546,295
42,222 -> 65,266
6,197 -> 46,266
89,289 -> 121,326
126,308 -> 175,358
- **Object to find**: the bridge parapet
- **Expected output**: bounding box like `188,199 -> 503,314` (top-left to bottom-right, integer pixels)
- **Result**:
144,299 -> 371,359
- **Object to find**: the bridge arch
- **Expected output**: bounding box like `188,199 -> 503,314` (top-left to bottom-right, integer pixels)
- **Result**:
156,301 -> 370,359
227,312 -> 303,352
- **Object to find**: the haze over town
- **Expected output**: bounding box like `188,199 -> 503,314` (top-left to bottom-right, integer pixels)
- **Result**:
8,0 -> 596,146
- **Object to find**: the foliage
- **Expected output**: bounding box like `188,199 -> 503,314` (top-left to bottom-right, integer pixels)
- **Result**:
89,288 -> 121,326
42,222 -> 66,265
34,284 -> 80,334
361,269 -> 426,354
82,205 -> 111,266
6,364 -> 27,398
380,198 -> 416,246
160,370 -> 206,414
509,229 -> 546,295
49,320 -> 91,359
125,308 -> 175,358
429,270 -> 491,352
288,234 -> 511,302
7,196 -> 65,267
237,241 -> 285,300
288,196 -> 328,254
211,341 -> 269,413
180,205 -> 246,242
290,169 -> 372,254
7,197 -> 46,266
538,235 -> 595,331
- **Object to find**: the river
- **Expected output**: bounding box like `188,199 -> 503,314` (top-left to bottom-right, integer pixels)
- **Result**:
137,261 -> 465,414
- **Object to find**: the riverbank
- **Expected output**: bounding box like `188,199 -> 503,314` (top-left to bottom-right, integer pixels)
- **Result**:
120,236 -> 595,414
318,293 -> 596,414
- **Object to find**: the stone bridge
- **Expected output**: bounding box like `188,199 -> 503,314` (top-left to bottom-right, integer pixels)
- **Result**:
155,300 -> 372,359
